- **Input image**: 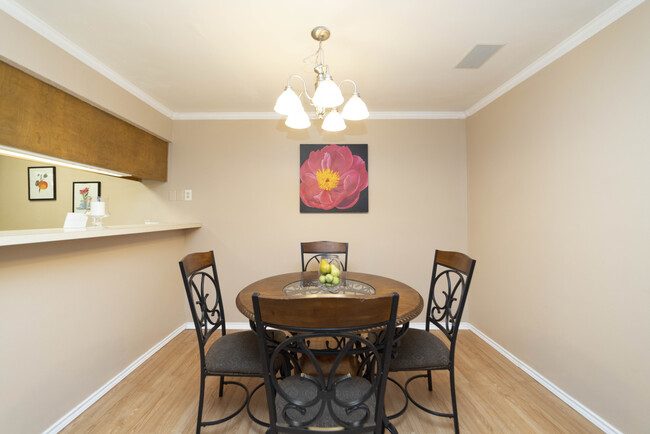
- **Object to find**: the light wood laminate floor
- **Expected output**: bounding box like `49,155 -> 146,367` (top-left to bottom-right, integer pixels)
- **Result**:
63,330 -> 600,433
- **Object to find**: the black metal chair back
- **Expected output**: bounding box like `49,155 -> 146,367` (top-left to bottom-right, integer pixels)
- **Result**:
425,250 -> 476,358
301,241 -> 349,271
179,251 -> 227,355
253,293 -> 399,433
180,251 -> 267,432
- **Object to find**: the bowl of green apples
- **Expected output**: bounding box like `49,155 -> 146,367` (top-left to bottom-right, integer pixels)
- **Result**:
318,256 -> 343,291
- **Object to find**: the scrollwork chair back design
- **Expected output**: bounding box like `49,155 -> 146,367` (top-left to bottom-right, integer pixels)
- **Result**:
187,269 -> 224,345
180,251 -> 267,433
428,267 -> 467,340
253,293 -> 399,433
389,250 -> 476,434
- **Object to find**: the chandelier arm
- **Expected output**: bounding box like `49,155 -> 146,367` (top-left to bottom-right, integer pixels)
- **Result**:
287,74 -> 313,101
338,79 -> 359,95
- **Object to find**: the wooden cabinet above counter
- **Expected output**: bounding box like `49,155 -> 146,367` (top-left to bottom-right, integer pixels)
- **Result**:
0,60 -> 168,181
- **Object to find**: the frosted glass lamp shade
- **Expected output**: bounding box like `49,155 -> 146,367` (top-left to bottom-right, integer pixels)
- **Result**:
274,87 -> 303,115
285,111 -> 311,129
341,94 -> 369,120
312,78 -> 344,108
321,109 -> 346,132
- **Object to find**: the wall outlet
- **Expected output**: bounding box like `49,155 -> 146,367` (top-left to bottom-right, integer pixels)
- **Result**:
184,189 -> 192,201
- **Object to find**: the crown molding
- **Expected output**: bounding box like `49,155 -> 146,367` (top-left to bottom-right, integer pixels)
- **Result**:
171,111 -> 467,121
171,112 -> 283,120
2,0 -> 642,122
465,0 -> 646,117
369,111 -> 466,120
0,0 -> 174,118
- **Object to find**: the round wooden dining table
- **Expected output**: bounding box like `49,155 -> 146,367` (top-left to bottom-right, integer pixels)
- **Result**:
236,271 -> 424,326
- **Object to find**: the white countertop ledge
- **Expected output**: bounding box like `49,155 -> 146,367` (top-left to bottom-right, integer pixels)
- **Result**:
0,222 -> 202,247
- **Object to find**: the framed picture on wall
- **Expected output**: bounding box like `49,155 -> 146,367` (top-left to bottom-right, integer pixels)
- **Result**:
28,166 -> 56,200
300,144 -> 369,213
72,182 -> 101,212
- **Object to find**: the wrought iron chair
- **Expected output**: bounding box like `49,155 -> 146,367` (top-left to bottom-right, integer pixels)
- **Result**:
301,241 -> 349,271
253,293 -> 399,433
179,251 -> 270,433
389,250 -> 476,433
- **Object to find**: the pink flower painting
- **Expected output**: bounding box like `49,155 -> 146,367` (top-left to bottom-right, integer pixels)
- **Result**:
300,144 -> 369,213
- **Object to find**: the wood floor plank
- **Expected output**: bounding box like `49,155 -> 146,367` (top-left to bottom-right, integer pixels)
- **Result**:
62,330 -> 600,433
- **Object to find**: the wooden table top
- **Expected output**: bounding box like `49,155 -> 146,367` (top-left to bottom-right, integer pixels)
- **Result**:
236,271 -> 424,326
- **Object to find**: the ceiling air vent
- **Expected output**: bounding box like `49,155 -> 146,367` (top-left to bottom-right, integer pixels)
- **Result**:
456,44 -> 504,69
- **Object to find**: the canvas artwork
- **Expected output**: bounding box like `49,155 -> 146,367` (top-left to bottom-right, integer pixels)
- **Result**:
72,182 -> 101,212
300,144 -> 368,213
28,166 -> 56,200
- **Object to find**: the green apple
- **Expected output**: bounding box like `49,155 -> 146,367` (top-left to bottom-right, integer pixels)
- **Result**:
318,275 -> 327,284
332,276 -> 340,285
325,274 -> 333,283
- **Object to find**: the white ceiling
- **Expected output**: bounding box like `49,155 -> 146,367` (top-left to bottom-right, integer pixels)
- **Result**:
3,0 -> 630,116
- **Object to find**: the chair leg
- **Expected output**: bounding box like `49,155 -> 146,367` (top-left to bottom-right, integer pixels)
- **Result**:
196,373 -> 206,434
404,370 -> 456,423
449,368 -> 459,434
247,382 -> 270,427
427,369 -> 433,391
200,378 -> 249,427
218,375 -> 224,397
383,413 -> 398,434
385,377 -> 408,420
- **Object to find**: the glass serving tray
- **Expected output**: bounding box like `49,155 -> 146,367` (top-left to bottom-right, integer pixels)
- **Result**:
283,279 -> 376,296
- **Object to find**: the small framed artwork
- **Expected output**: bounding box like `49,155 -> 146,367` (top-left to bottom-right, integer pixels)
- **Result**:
28,166 -> 56,200
72,182 -> 101,213
300,144 -> 369,213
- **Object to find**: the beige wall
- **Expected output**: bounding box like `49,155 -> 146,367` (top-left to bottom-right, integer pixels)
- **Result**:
0,10 -> 172,141
4,0 -> 646,431
466,2 -> 650,432
0,12 -> 189,433
0,117 -> 468,431
0,8 -> 180,230
0,155 -> 179,230
0,232 -> 189,433
170,119 -> 468,323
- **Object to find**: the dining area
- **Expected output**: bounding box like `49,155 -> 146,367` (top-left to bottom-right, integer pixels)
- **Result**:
174,241 -> 474,433
53,235 -> 603,434
2,2 -> 644,432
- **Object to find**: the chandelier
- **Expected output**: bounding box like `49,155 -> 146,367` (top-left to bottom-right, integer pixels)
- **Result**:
274,26 -> 369,132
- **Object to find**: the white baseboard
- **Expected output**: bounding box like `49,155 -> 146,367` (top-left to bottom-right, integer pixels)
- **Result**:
183,321 -> 252,331
45,320 -> 618,434
225,321 -> 253,330
43,323 -> 187,434
464,324 -> 620,434
402,322 -> 472,330
392,321 -> 618,433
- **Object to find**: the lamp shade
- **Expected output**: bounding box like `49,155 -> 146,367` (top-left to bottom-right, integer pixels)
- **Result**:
312,78 -> 344,108
341,94 -> 369,120
285,111 -> 311,129
321,109 -> 346,132
274,87 -> 303,115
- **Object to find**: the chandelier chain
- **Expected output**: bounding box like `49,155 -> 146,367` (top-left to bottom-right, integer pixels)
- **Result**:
302,40 -> 326,70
